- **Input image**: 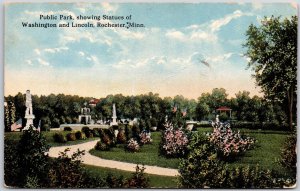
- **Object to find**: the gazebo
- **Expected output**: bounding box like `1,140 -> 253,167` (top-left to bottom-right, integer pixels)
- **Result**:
216,106 -> 232,118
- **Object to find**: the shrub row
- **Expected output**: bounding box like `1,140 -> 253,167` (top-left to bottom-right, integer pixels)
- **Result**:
230,122 -> 290,131
54,126 -> 100,143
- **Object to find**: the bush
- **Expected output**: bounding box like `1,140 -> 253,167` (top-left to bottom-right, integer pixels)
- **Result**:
16,126 -> 50,187
179,132 -> 225,188
124,165 -> 149,188
64,126 -> 72,131
230,121 -> 289,131
132,123 -> 141,141
126,138 -> 140,152
117,130 -> 127,144
48,148 -> 107,188
105,127 -> 116,146
66,133 -> 76,141
102,134 -> 112,146
179,132 -> 286,188
280,133 -> 296,175
160,127 -> 189,157
208,122 -> 255,160
92,128 -> 100,137
75,131 -> 86,140
52,118 -> 60,128
94,141 -> 110,151
98,129 -> 106,138
139,131 -> 152,145
4,140 -> 20,187
106,174 -> 125,188
53,132 -> 67,143
42,124 -> 50,131
124,124 -> 131,140
82,126 -> 93,138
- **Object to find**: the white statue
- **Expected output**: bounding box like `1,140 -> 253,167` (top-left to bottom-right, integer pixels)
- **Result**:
25,90 -> 33,115
216,115 -> 219,123
24,90 -> 35,130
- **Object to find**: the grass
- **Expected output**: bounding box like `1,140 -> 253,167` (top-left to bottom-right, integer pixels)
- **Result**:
90,132 -> 180,169
4,131 -> 99,147
197,127 -> 292,176
90,127 -> 292,177
5,126 -> 293,184
83,164 -> 178,188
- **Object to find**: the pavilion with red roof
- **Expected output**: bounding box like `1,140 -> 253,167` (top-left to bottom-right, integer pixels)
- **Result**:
216,106 -> 232,118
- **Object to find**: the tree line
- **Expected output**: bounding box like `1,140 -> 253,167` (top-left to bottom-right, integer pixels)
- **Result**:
4,88 -> 291,131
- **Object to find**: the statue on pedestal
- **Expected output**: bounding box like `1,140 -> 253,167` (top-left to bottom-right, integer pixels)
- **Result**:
23,90 -> 35,130
25,90 -> 33,115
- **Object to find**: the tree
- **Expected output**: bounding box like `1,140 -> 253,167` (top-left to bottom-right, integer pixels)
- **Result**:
244,16 -> 297,130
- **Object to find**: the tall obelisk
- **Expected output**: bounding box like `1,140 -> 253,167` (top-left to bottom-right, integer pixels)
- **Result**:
110,103 -> 118,126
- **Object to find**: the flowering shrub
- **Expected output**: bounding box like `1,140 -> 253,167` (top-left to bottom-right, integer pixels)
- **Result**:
161,127 -> 189,157
126,138 -> 140,152
139,131 -> 152,145
208,122 -> 255,159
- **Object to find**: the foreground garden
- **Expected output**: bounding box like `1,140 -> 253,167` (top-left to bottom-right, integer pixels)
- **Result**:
89,128 -> 292,176
4,120 -> 296,188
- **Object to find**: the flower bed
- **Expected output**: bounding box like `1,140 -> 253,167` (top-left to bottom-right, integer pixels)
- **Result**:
208,122 -> 255,159
160,127 -> 189,157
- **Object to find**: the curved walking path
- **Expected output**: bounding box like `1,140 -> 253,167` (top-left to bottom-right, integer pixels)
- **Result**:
48,140 -> 179,177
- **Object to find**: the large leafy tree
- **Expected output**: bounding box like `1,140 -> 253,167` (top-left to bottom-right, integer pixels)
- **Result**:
244,16 -> 297,130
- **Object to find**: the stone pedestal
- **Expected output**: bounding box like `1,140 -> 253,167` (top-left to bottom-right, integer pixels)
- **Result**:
23,114 -> 35,130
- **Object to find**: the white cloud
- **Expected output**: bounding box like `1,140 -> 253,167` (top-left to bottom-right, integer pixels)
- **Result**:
206,52 -> 234,63
37,58 -> 50,66
25,60 -> 33,66
190,30 -> 217,42
113,56 -> 167,69
210,10 -> 246,32
78,51 -> 85,56
34,49 -> 41,55
165,30 -> 186,41
44,47 -> 69,53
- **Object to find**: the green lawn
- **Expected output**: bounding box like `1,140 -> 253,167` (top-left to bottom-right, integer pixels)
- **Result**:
4,131 -> 100,147
90,132 -> 180,169
83,164 -> 178,188
90,128 -> 292,177
197,128 -> 292,176
5,127 -> 293,185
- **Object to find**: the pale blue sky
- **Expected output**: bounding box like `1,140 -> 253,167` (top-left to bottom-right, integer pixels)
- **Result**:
4,3 -> 297,98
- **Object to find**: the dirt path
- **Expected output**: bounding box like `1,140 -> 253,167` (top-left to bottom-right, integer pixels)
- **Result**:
48,140 -> 179,177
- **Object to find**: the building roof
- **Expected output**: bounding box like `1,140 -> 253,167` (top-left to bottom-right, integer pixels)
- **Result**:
89,98 -> 100,105
216,106 -> 232,111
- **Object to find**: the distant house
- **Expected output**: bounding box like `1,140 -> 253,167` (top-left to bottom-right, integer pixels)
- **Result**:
89,98 -> 100,107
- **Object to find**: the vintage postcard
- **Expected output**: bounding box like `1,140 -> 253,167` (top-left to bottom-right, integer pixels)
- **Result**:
4,2 -> 297,188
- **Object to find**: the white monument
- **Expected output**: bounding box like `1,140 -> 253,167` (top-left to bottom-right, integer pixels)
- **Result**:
216,115 -> 220,123
23,90 -> 35,130
110,103 -> 118,126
